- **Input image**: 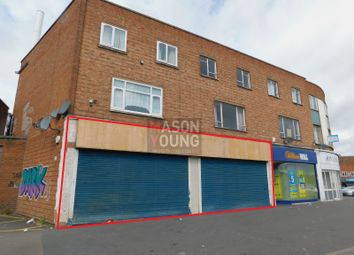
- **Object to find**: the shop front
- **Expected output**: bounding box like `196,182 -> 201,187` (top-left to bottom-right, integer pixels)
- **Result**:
315,150 -> 342,201
57,117 -> 274,226
273,145 -> 319,204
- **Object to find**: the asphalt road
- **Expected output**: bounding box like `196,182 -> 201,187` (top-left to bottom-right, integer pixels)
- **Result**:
1,198 -> 354,255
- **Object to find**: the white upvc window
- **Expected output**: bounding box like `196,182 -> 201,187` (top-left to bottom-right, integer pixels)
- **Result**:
309,95 -> 319,111
100,23 -> 127,52
291,88 -> 301,104
200,56 -> 217,79
156,41 -> 178,67
237,68 -> 251,89
214,101 -> 246,131
279,116 -> 301,140
313,125 -> 324,144
111,78 -> 163,117
267,79 -> 279,97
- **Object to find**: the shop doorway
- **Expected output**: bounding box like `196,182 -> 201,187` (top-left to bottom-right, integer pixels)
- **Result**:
322,170 -> 342,201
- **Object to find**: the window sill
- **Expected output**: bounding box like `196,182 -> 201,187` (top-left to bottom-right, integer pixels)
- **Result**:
268,95 -> 281,100
200,74 -> 218,81
110,108 -> 163,119
280,137 -> 302,142
293,102 -> 303,106
156,61 -> 179,70
214,125 -> 247,133
98,44 -> 128,55
237,84 -> 252,91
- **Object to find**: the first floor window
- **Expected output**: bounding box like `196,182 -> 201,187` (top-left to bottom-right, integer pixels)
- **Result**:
291,88 -> 301,104
268,79 -> 279,97
100,23 -> 127,52
279,116 -> 301,140
313,125 -> 323,144
111,78 -> 162,117
236,68 -> 251,89
200,56 -> 217,79
157,41 -> 177,66
214,101 -> 246,131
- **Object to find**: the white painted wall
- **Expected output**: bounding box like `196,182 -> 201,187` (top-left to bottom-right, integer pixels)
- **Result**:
188,157 -> 201,214
267,162 -> 275,206
315,150 -> 341,201
55,118 -> 79,224
318,99 -> 330,146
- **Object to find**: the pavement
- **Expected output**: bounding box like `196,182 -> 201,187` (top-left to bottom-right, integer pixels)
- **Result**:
1,198 -> 354,255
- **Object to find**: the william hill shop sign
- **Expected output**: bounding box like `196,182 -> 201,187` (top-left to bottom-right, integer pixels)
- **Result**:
285,151 -> 309,161
273,145 -> 318,204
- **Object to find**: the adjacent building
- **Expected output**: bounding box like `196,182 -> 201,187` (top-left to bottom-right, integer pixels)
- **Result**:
340,156 -> 354,186
0,99 -> 9,136
8,0 -> 340,226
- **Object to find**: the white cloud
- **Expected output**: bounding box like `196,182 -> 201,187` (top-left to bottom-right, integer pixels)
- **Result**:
1,0 -> 353,155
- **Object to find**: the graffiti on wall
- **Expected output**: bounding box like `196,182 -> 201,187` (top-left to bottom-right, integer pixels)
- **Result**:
19,164 -> 48,199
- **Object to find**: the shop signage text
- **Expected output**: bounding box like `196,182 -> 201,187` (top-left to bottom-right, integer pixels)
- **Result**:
272,145 -> 317,164
285,151 -> 308,161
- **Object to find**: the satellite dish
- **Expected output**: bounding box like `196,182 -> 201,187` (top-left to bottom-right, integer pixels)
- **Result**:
59,100 -> 71,115
50,108 -> 59,118
39,116 -> 51,131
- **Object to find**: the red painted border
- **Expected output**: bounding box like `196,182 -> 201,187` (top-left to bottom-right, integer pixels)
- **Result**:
56,115 -> 276,230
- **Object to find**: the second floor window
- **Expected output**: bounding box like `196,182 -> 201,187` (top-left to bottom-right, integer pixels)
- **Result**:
279,116 -> 301,140
267,79 -> 279,97
111,78 -> 162,117
309,95 -> 319,111
236,68 -> 251,89
200,56 -> 217,79
291,88 -> 301,104
214,101 -> 246,131
100,23 -> 127,52
156,41 -> 177,67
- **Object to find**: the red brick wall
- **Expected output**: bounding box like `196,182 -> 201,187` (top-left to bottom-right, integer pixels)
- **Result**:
340,157 -> 354,172
13,0 -> 87,223
74,0 -> 325,149
0,138 -> 26,213
11,0 -> 328,222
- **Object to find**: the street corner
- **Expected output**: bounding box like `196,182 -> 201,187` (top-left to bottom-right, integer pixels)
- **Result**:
0,214 -> 53,233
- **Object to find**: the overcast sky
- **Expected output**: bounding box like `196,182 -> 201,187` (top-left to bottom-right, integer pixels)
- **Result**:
0,0 -> 353,155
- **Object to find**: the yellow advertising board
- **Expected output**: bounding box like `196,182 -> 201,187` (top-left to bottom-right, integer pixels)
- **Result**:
298,170 -> 307,198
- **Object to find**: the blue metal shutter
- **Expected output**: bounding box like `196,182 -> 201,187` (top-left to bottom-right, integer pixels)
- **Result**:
201,158 -> 270,212
72,149 -> 190,224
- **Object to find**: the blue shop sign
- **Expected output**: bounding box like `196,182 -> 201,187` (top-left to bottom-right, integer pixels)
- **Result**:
273,145 -> 317,164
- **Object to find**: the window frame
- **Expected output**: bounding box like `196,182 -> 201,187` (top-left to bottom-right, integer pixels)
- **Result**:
200,56 -> 217,79
291,87 -> 302,104
214,101 -> 246,132
236,68 -> 251,89
267,79 -> 279,98
156,41 -> 178,67
99,22 -> 128,52
279,116 -> 301,140
309,95 -> 319,111
110,77 -> 163,118
313,125 -> 324,145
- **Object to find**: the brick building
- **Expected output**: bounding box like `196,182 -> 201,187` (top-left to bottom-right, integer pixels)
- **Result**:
340,156 -> 354,185
0,99 -> 9,135
10,0 -> 340,227
0,137 -> 26,213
